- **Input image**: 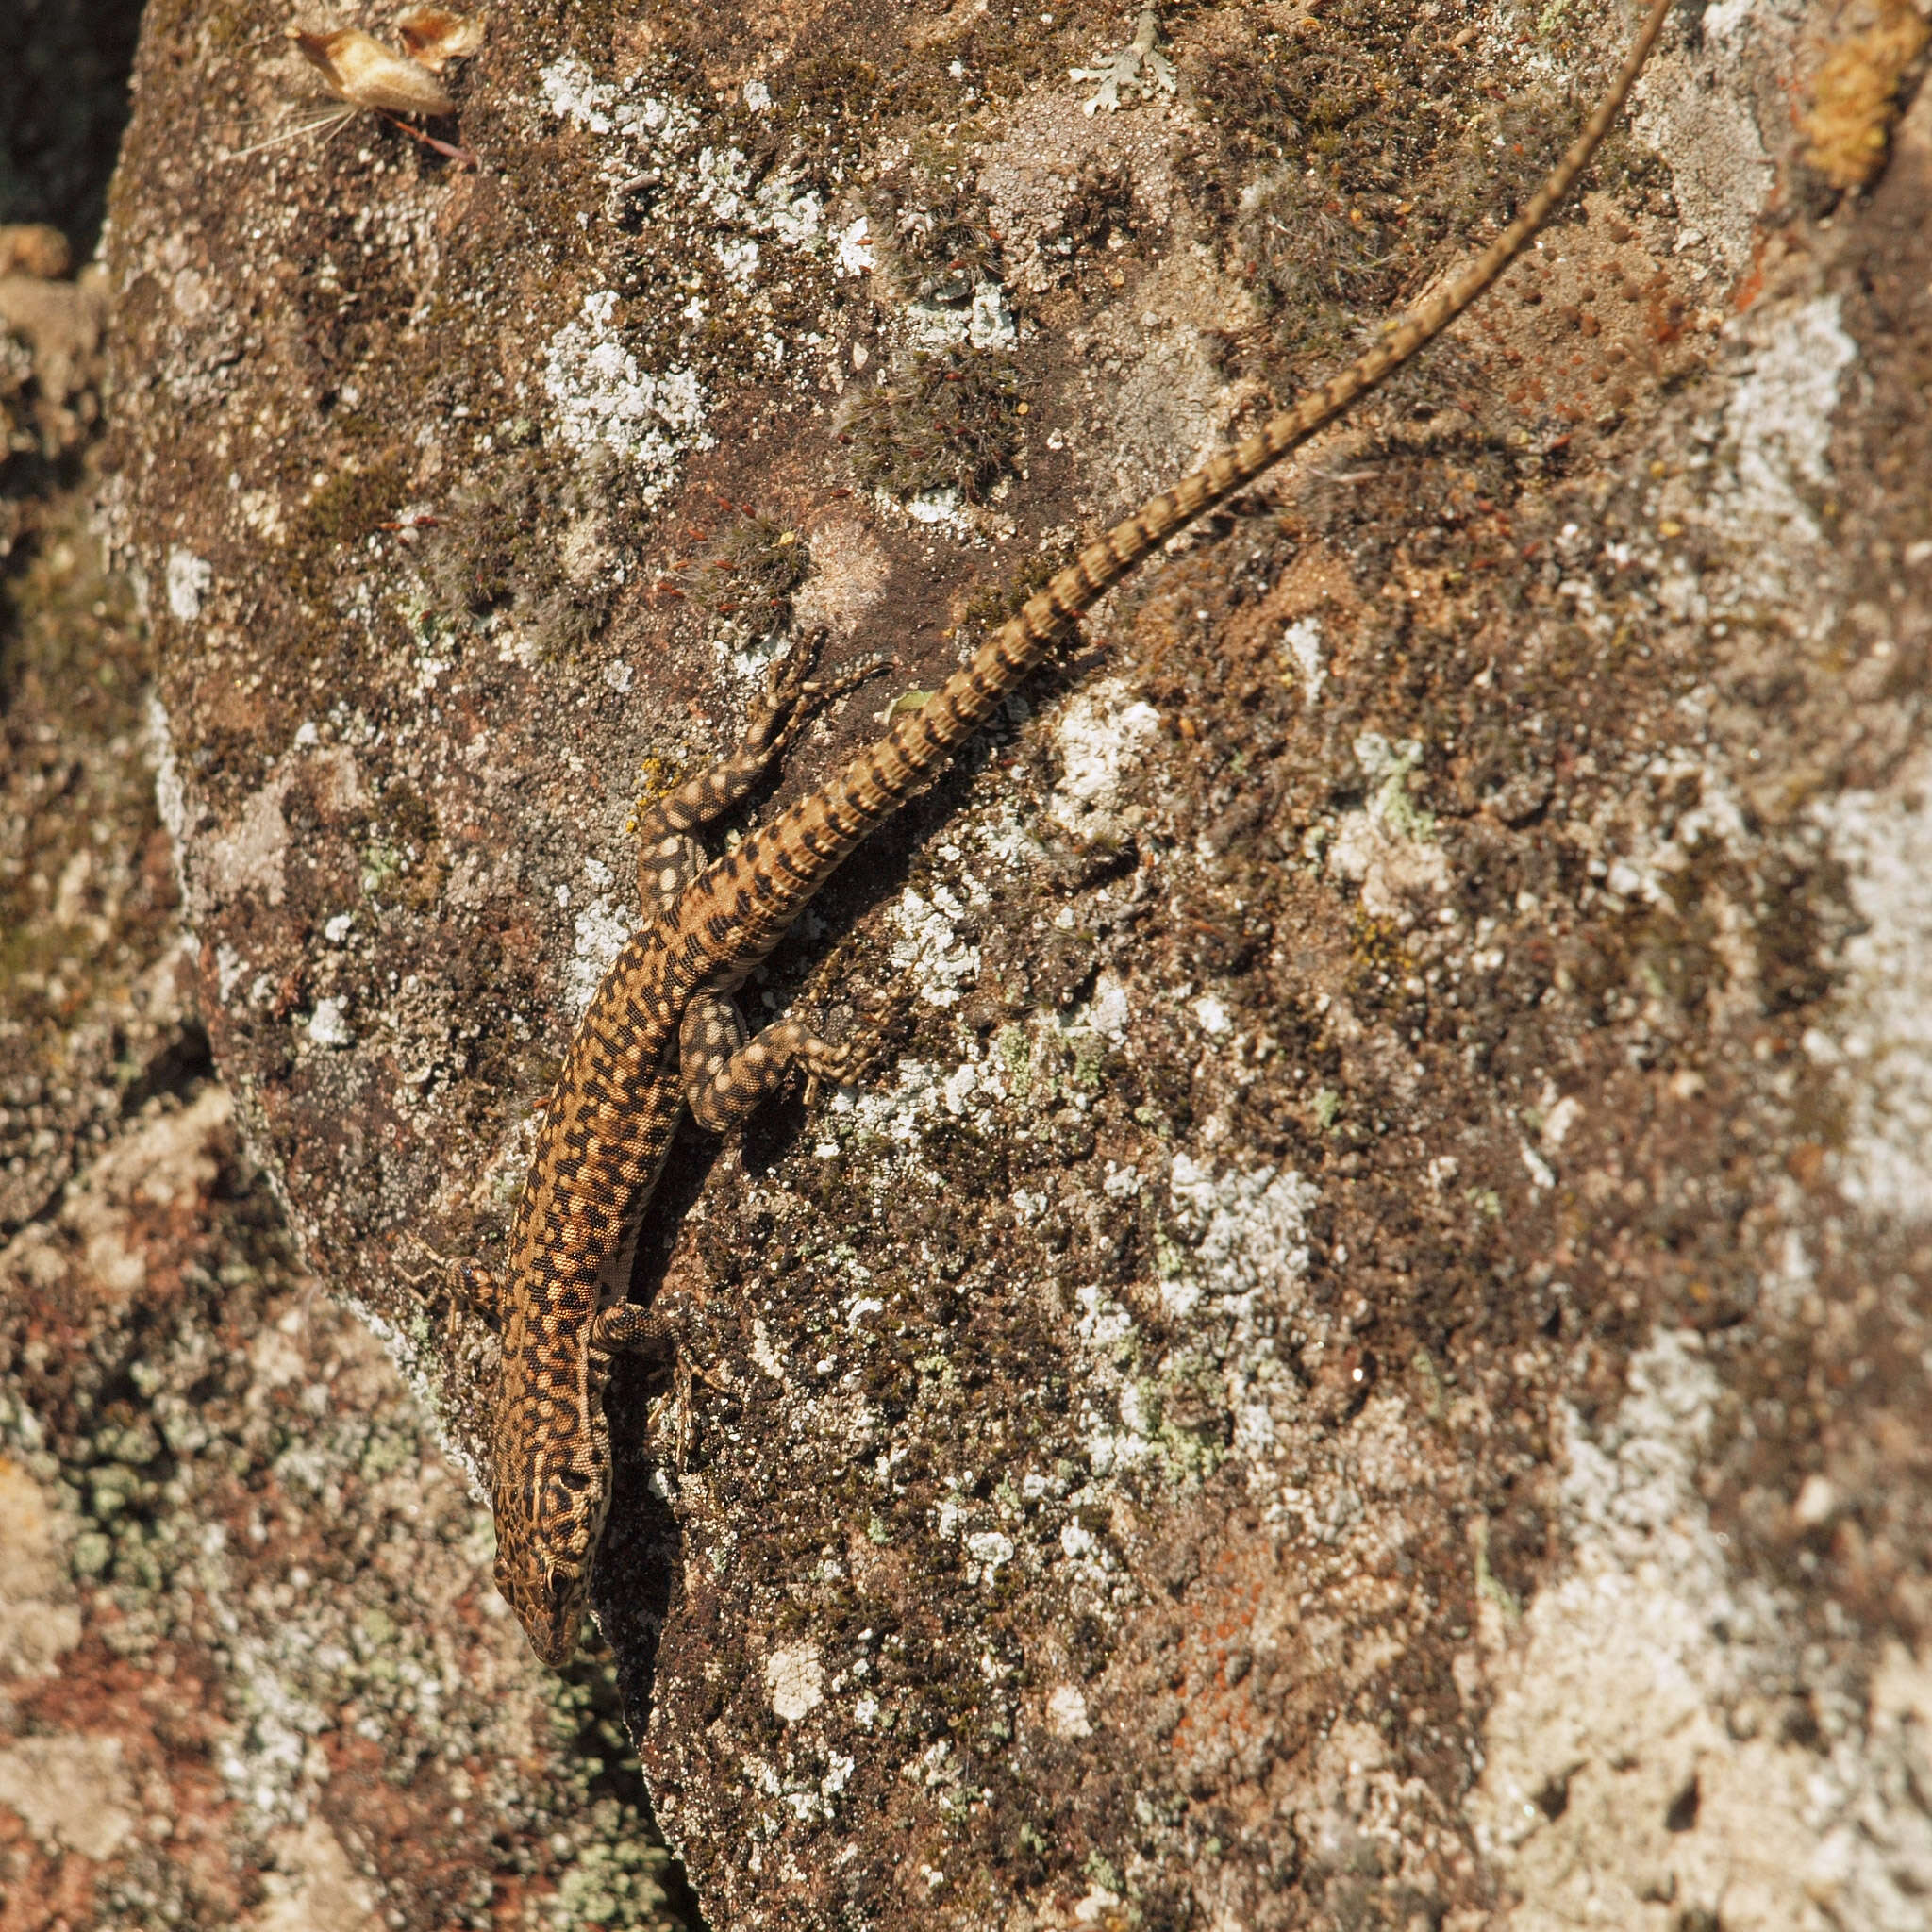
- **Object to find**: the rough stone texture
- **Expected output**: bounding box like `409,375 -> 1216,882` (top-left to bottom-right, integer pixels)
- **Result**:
95,0 -> 1932,1926
0,177 -> 692,1932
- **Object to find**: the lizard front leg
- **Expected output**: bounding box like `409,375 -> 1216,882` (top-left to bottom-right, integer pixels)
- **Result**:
629,629 -> 883,1132
630,627 -> 889,876
396,1235 -> 507,1341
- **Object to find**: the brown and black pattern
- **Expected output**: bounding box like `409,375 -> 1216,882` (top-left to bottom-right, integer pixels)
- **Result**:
453,0 -> 1672,1668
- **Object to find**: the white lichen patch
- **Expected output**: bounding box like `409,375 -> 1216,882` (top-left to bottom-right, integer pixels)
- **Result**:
1810,751 -> 1932,1220
539,54 -> 825,266
888,885 -> 981,1008
896,279 -> 1019,354
835,214 -> 874,278
1280,615 -> 1327,702
1327,733 -> 1447,923
1163,1155 -> 1319,1325
1472,1330 -> 1932,1930
542,291 -> 709,497
1069,8 -> 1176,115
1717,295 -> 1858,553
1082,972 -> 1132,1042
164,545 -> 210,623
539,55 -> 616,132
710,619 -> 790,685
964,1528 -> 1015,1583
1049,677 -> 1160,834
567,897 -> 633,1019
765,1643 -> 825,1722
828,1060 -> 938,1150
1045,1682 -> 1092,1738
1064,1151 -> 1322,1490
902,485 -> 965,526
1192,992 -> 1231,1036
214,1626 -> 340,1829
1166,1155 -> 1321,1473
305,997 -> 352,1050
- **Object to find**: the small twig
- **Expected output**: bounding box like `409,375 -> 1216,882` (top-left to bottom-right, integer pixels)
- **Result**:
376,108 -> 478,169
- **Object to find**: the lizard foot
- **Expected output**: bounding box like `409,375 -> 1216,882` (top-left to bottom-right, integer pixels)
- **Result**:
395,1234 -> 503,1343
766,631 -> 892,756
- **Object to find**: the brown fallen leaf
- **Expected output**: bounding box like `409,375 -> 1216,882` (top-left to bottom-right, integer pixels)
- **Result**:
0,225 -> 72,280
287,25 -> 455,116
1801,0 -> 1929,191
396,7 -> 485,70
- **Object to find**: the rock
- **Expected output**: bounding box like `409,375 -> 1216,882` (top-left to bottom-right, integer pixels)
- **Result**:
92,1 -> 1932,1926
1,291 -> 689,1931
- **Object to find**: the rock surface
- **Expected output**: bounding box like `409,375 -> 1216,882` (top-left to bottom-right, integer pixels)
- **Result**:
96,0 -> 1932,1926
0,146 -> 691,1932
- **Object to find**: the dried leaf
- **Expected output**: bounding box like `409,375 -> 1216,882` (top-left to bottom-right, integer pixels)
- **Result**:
287,26 -> 454,116
0,225 -> 72,280
395,8 -> 484,69
1802,0 -> 1929,191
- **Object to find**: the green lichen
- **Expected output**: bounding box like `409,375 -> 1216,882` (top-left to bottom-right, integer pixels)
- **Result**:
996,1024 -> 1034,1100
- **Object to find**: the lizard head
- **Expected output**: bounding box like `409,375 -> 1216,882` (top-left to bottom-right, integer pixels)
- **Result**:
492,1428 -> 610,1667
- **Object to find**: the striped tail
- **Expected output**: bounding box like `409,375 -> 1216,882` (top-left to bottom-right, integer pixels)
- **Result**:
680,0 -> 1672,973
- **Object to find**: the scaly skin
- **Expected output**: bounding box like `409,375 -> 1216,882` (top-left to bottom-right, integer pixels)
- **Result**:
437,0 -> 1673,1667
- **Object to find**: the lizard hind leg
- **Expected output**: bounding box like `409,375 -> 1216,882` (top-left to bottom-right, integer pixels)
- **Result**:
678,992 -> 860,1136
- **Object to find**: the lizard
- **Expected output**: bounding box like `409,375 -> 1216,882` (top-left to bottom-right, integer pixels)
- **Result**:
423,0 -> 1673,1668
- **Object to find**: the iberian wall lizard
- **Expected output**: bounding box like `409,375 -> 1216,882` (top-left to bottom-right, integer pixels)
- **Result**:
425,0 -> 1671,1666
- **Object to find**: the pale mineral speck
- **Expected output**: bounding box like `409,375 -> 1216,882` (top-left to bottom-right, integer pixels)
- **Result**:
1045,1683 -> 1091,1739
165,545 -> 210,622
307,999 -> 352,1049
765,1644 -> 825,1722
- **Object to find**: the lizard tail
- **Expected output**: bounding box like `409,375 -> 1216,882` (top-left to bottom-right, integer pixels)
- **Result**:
699,0 -> 1673,964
